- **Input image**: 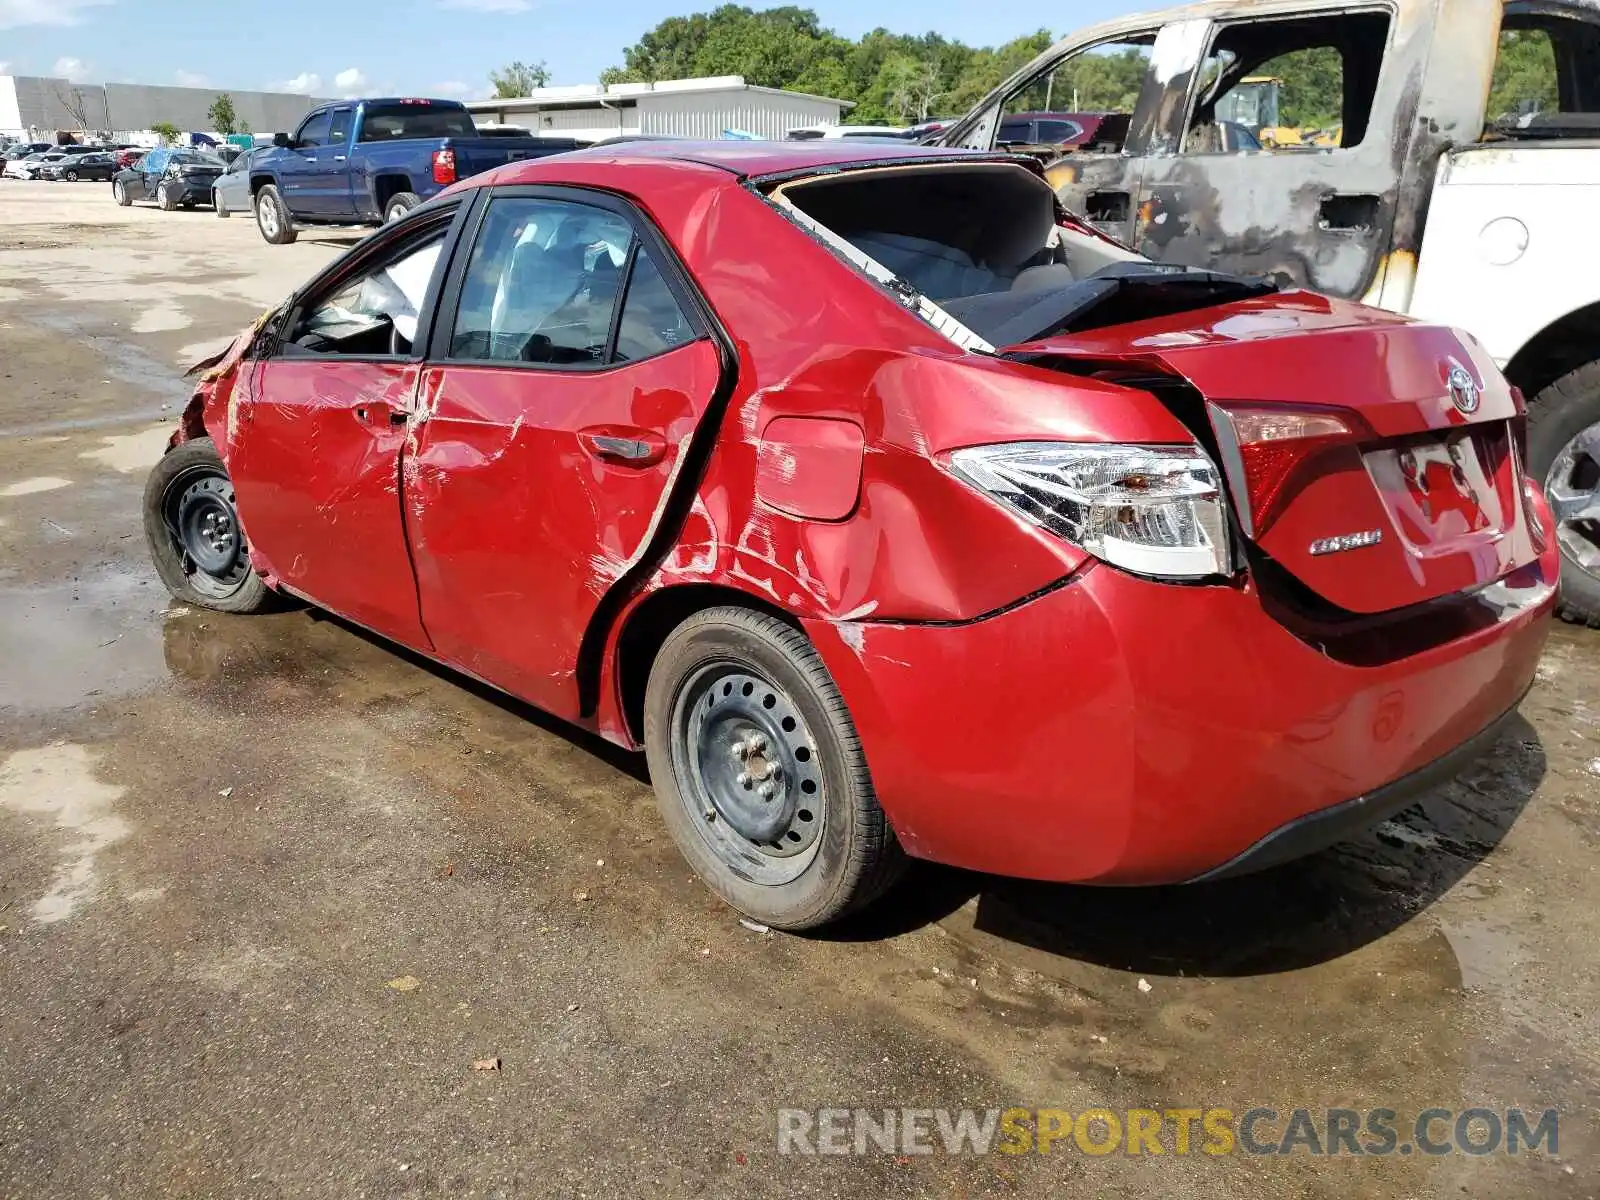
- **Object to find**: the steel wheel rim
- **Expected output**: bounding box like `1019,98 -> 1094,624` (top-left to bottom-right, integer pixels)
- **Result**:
163,466 -> 250,599
1544,420 -> 1600,577
670,662 -> 825,886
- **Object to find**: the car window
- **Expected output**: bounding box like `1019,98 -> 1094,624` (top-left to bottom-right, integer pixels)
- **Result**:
449,196 -> 634,365
328,109 -> 353,145
358,101 -> 477,142
1488,16 -> 1600,134
1037,119 -> 1082,143
997,117 -> 1033,144
1184,12 -> 1390,153
298,111 -> 332,148
1000,36 -> 1155,154
613,250 -> 696,363
296,234 -> 446,355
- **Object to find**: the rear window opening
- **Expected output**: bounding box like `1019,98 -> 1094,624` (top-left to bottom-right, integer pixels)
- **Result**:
769,162 -> 1272,350
1487,3 -> 1600,140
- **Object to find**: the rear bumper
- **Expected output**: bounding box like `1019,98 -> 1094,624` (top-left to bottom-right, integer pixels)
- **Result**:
804,545 -> 1557,885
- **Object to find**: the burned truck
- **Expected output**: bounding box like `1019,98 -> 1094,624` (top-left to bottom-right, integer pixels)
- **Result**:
938,0 -> 1600,623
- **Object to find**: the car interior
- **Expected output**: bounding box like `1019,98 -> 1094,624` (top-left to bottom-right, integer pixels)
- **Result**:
774,161 -> 1273,346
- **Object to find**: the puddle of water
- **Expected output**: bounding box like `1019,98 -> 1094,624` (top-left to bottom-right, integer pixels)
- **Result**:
0,564 -> 170,713
0,742 -> 130,923
1,477 -> 73,497
78,424 -> 172,474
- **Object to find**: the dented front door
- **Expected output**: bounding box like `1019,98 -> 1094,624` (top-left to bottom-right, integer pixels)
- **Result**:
229,358 -> 427,646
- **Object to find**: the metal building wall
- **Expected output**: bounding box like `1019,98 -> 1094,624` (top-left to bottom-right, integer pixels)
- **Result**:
103,84 -> 329,135
4,76 -> 112,133
506,104 -> 638,142
638,90 -> 846,139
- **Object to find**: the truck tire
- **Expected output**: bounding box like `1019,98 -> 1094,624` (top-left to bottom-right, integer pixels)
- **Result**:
1528,361 -> 1600,627
254,184 -> 298,245
384,192 -> 421,223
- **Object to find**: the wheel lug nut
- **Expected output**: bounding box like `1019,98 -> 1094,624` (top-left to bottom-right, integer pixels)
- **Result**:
758,783 -> 776,801
763,763 -> 780,782
736,772 -> 751,787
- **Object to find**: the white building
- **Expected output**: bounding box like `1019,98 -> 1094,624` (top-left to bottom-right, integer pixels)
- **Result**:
466,75 -> 852,143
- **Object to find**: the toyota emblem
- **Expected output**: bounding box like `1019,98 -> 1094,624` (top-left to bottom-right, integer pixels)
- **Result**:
1447,360 -> 1480,414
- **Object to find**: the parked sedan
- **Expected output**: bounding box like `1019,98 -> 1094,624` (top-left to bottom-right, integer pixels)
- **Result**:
112,147 -> 225,210
142,141 -> 1559,930
39,151 -> 118,182
6,151 -> 68,180
211,147 -> 263,218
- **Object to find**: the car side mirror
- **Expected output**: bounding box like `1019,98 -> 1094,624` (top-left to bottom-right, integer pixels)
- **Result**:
273,132 -> 292,148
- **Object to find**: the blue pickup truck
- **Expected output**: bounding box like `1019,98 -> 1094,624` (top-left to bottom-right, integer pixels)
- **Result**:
248,97 -> 582,244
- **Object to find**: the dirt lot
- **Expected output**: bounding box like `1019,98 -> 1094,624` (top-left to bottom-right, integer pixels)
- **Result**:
0,178 -> 1596,1198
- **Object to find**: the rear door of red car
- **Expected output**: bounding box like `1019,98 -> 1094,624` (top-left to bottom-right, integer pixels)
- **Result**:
227,200 -> 470,647
405,186 -> 724,720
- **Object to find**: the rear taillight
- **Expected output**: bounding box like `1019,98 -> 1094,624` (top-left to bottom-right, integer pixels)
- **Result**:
1208,403 -> 1370,537
947,441 -> 1231,579
432,148 -> 456,186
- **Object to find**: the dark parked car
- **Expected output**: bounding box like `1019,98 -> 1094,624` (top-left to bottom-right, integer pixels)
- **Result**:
112,148 -> 226,210
40,151 -> 117,182
144,141 -> 1557,931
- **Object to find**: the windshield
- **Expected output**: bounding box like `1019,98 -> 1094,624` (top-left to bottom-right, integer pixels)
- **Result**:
358,102 -> 476,142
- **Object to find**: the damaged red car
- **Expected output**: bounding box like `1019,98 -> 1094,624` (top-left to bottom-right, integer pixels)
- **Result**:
144,142 -> 1559,929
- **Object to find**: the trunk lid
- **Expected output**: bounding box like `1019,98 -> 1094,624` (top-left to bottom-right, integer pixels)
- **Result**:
1004,292 -> 1542,614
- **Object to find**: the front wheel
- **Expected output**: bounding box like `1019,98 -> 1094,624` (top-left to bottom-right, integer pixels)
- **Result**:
254,184 -> 297,244
214,189 -> 228,217
65,170 -> 78,182
384,191 -> 421,223
643,607 -> 905,930
1529,361 -> 1600,627
143,437 -> 275,614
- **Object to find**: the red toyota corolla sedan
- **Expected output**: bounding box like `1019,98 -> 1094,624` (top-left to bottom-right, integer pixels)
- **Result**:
144,142 -> 1558,929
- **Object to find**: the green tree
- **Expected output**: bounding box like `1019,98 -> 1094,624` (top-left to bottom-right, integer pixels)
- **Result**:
207,93 -> 238,135
1487,29 -> 1558,122
490,60 -> 551,98
150,121 -> 180,146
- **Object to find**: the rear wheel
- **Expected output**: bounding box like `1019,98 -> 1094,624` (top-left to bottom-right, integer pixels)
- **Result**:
1529,362 -> 1600,627
157,181 -> 178,211
113,178 -> 131,206
643,606 -> 905,930
254,184 -> 297,244
143,437 -> 275,614
384,191 -> 421,223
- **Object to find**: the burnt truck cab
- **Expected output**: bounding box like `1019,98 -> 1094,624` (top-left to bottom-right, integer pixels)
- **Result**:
939,0 -> 1600,623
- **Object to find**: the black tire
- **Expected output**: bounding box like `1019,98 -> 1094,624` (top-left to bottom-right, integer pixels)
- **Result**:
254,184 -> 297,244
65,169 -> 78,182
113,178 -> 131,206
157,181 -> 178,211
143,437 -> 275,614
384,191 -> 421,223
643,606 -> 906,930
1527,361 -> 1600,627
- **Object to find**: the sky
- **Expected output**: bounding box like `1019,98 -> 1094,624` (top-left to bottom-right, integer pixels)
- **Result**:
0,0 -> 1139,100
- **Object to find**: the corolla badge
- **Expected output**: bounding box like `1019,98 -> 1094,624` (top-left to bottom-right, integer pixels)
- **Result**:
1309,529 -> 1383,556
1446,359 -> 1480,414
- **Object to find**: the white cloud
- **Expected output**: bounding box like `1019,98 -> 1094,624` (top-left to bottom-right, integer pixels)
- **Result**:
271,72 -> 321,95
0,0 -> 111,31
334,67 -> 367,95
174,69 -> 208,88
431,80 -> 475,99
52,56 -> 91,82
439,0 -> 532,11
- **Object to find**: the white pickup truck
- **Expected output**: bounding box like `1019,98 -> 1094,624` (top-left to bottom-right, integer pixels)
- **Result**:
938,0 -> 1600,623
